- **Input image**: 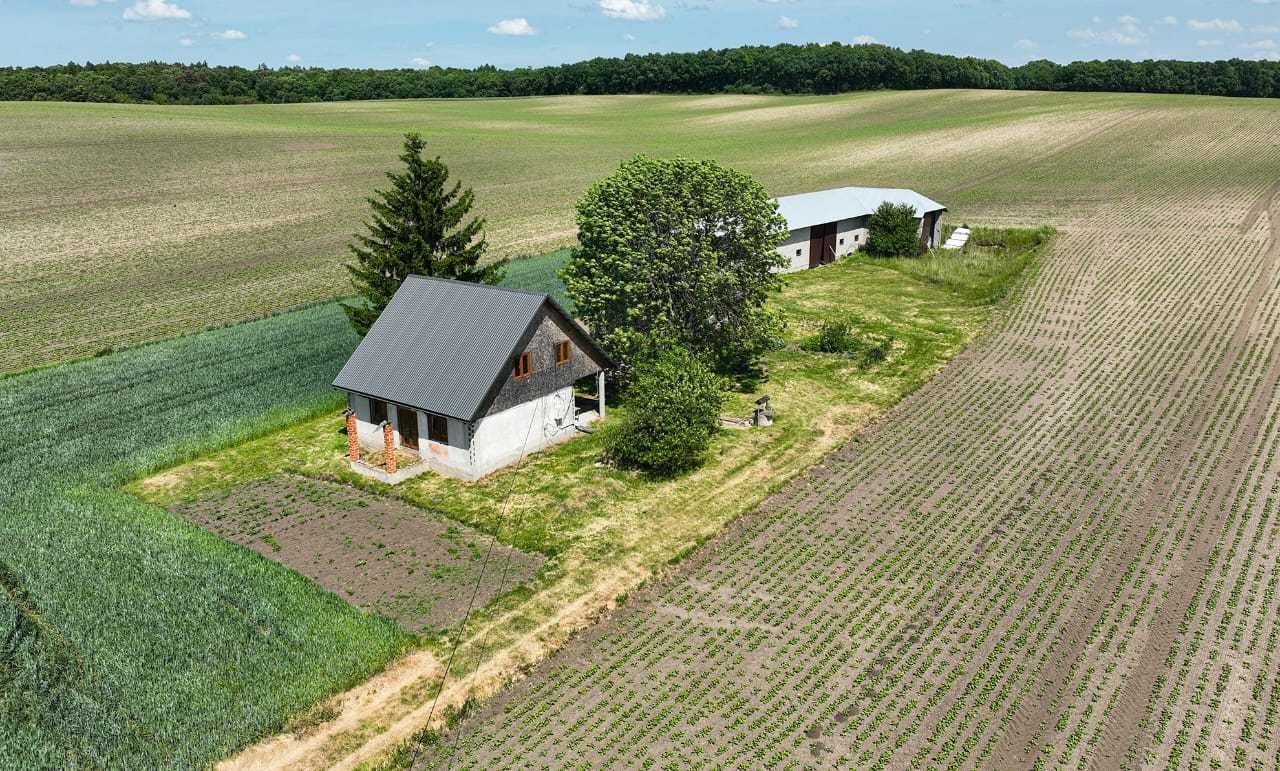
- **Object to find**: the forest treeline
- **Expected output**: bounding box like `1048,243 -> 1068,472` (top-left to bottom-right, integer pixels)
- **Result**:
3,42 -> 1278,104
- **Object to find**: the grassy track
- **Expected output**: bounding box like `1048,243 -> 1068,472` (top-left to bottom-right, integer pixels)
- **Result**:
4,89 -> 1273,373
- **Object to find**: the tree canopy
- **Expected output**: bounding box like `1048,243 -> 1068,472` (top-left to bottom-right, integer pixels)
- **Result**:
865,202 -> 924,258
4,44 -> 1278,104
601,344 -> 725,477
564,155 -> 788,378
344,132 -> 500,335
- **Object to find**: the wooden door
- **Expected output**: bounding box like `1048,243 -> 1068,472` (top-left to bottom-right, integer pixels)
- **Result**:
920,212 -> 935,250
808,226 -> 825,269
397,406 -> 419,451
822,225 -> 838,265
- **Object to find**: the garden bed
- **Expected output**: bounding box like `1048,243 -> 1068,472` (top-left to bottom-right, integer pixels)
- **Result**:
169,475 -> 544,635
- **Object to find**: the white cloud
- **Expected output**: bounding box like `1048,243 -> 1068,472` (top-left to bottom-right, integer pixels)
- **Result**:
410,57 -> 432,67
1068,17 -> 1146,46
777,15 -> 798,29
69,0 -> 108,7
1252,24 -> 1280,33
1243,39 -> 1278,49
598,0 -> 666,22
1187,18 -> 1242,33
287,53 -> 302,62
211,29 -> 247,40
1015,38 -> 1038,50
1197,39 -> 1223,47
852,34 -> 878,45
1157,16 -> 1178,25
122,0 -> 189,21
178,36 -> 194,46
487,17 -> 537,36
623,32 -> 636,41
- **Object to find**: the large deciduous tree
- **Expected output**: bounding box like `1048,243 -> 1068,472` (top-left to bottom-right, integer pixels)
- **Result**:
344,132 -> 502,335
563,155 -> 788,379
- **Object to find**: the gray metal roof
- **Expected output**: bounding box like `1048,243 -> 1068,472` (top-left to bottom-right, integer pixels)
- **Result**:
333,276 -> 607,422
775,186 -> 946,232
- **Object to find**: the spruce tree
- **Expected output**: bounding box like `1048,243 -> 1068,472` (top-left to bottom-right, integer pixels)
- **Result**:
344,132 -> 502,335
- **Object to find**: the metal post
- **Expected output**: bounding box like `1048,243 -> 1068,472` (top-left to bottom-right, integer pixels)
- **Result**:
597,370 -> 606,419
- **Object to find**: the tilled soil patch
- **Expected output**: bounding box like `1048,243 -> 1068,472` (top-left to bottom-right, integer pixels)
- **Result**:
172,475 -> 543,635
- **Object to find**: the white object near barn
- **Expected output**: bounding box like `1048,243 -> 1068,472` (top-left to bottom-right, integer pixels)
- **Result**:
333,277 -> 611,482
773,186 -> 948,272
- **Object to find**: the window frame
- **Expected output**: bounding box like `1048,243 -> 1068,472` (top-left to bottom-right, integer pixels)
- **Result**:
513,351 -> 533,380
427,413 -> 448,444
555,340 -> 571,366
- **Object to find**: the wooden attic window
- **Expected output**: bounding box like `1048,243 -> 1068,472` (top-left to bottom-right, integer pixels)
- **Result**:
555,340 -> 571,366
513,351 -> 533,380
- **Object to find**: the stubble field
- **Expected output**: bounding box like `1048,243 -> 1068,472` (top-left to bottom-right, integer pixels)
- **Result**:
0,89 -> 1225,373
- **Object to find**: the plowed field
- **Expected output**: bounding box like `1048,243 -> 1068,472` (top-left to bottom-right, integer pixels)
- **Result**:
417,101 -> 1280,769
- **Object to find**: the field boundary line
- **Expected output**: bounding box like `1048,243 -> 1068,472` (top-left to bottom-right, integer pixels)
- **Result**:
1237,179 -> 1280,236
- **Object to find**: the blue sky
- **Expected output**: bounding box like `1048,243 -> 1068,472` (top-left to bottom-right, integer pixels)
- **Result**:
2,1 -> 1277,69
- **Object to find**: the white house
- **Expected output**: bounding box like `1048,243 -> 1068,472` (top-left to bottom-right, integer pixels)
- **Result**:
774,186 -> 947,272
333,277 -> 611,482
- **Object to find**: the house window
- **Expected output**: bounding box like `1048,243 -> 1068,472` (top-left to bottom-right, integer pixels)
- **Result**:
513,351 -> 533,380
839,238 -> 845,245
370,398 -> 388,425
854,234 -> 860,243
555,340 -> 571,366
795,248 -> 802,257
427,413 -> 448,444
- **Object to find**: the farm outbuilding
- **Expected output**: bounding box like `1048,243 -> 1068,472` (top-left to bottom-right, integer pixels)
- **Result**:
773,186 -> 947,272
333,277 -> 611,481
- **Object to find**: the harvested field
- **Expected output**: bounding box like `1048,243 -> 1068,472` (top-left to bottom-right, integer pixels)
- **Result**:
0,89 -> 1217,373
171,476 -> 544,635
410,102 -> 1280,769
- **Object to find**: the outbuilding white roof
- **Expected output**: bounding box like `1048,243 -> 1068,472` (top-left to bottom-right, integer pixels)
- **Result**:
775,186 -> 946,232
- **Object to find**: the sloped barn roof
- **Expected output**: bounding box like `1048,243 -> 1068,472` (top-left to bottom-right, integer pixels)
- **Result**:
775,186 -> 946,231
333,276 -> 609,421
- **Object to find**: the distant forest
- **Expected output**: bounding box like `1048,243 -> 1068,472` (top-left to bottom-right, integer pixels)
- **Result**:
3,43 -> 1278,104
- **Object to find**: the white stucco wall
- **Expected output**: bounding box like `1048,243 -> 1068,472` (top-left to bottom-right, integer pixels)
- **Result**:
347,394 -> 472,473
470,385 -> 591,477
775,216 -> 872,273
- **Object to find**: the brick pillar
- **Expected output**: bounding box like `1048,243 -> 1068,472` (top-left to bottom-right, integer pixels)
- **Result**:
382,421 -> 396,474
345,410 -> 359,463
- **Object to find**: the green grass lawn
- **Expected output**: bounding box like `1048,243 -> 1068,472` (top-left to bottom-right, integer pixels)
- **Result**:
128,228 -> 1050,768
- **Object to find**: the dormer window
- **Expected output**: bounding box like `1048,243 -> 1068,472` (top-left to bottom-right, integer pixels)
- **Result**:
555,340 -> 571,366
513,351 -> 533,380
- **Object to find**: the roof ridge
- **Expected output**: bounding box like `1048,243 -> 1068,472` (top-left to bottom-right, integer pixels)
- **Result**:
404,274 -> 550,301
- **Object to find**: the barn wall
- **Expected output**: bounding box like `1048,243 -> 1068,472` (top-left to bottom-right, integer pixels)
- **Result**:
775,215 -> 872,273
776,227 -> 811,273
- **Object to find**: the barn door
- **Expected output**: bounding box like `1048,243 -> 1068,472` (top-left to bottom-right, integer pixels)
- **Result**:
809,223 -> 837,268
808,226 -> 825,269
397,406 -> 419,451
